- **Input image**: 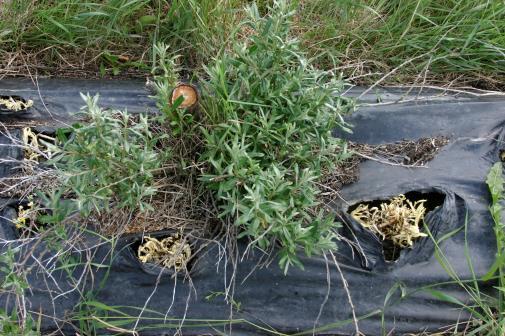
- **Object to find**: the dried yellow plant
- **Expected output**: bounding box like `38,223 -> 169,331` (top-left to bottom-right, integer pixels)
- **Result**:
22,127 -> 56,162
351,194 -> 428,248
14,200 -> 36,229
137,234 -> 192,271
0,97 -> 33,111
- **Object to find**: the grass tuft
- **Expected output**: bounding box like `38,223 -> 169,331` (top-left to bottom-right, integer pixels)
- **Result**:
1,0 -> 503,87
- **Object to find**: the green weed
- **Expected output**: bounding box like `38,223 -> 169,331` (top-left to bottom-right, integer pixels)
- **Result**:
72,299 -> 379,335
156,0 -> 245,69
0,248 -> 28,297
0,309 -> 38,336
0,0 -> 157,51
0,248 -> 39,336
484,162 -> 505,319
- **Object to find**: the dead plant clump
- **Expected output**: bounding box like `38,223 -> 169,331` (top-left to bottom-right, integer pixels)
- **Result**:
0,96 -> 33,112
138,233 -> 192,271
22,127 -> 56,163
351,194 -> 428,248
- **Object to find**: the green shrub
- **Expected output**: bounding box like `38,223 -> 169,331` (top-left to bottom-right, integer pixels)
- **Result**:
51,94 -> 167,215
200,0 -> 352,272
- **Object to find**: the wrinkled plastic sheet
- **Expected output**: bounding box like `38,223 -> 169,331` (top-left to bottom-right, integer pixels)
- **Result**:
0,79 -> 504,335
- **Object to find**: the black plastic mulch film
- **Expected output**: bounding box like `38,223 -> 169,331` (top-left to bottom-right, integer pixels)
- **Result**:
0,79 -> 504,335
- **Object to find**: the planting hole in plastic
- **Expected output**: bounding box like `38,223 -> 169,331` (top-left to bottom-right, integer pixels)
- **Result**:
348,191 -> 445,262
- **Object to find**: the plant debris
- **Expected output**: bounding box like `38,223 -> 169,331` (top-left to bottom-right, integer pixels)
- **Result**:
0,170 -> 61,199
0,96 -> 33,112
352,136 -> 450,166
319,136 -> 449,204
22,127 -> 56,162
138,233 -> 192,271
351,194 -> 428,248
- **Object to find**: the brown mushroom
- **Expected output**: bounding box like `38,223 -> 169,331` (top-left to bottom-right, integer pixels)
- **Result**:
171,84 -> 198,109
